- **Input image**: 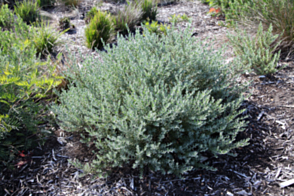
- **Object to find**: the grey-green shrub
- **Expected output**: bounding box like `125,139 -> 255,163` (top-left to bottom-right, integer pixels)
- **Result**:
85,10 -> 114,50
52,25 -> 249,177
227,23 -> 282,75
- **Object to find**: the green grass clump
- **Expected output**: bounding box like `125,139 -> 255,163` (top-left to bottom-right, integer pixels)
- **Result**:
14,0 -> 40,24
113,2 -> 142,35
140,0 -> 157,21
85,10 -> 114,50
32,22 -> 66,57
227,22 -> 283,75
0,4 -> 15,30
52,24 -> 249,178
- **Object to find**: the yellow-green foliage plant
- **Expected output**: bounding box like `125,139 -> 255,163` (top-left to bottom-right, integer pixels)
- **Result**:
0,48 -> 62,169
227,23 -> 283,75
113,1 -> 142,35
14,0 -> 40,24
85,10 -> 114,50
143,20 -> 170,37
0,4 -> 15,30
0,17 -> 62,169
52,24 -> 249,178
85,6 -> 98,24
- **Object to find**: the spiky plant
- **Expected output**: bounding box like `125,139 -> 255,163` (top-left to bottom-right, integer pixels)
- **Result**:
85,10 -> 114,50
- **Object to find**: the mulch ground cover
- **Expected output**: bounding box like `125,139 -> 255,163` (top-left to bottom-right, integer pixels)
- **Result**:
1,0 -> 294,195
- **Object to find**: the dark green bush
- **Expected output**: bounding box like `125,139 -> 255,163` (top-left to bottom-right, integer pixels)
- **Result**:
37,0 -> 56,8
140,0 -> 157,21
85,10 -> 114,50
14,0 -> 40,24
202,0 -> 254,27
53,24 -> 249,177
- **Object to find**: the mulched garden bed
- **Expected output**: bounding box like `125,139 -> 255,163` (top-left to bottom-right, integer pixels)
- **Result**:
1,0 -> 294,195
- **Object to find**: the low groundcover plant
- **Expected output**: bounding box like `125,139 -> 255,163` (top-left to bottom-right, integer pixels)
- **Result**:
52,24 -> 249,177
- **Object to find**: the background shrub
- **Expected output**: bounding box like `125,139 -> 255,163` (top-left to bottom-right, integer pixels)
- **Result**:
60,0 -> 81,7
227,23 -> 283,75
37,0 -> 56,8
168,14 -> 190,25
85,10 -> 114,50
202,0 -> 254,27
113,1 -> 142,35
241,0 -> 294,53
53,25 -> 249,177
85,6 -> 98,24
14,0 -> 40,24
0,0 -> 18,8
140,0 -> 157,21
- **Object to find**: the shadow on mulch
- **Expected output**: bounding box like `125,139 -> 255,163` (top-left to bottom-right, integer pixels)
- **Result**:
93,101 -> 277,196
